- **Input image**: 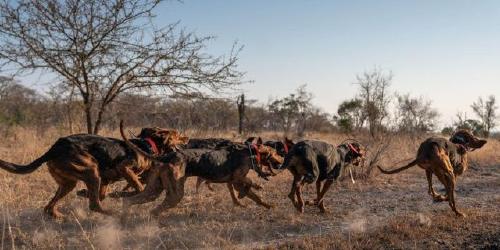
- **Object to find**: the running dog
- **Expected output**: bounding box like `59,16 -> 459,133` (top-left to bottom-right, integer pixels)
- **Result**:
377,130 -> 486,217
280,140 -> 364,213
119,121 -> 284,215
0,129 -> 186,218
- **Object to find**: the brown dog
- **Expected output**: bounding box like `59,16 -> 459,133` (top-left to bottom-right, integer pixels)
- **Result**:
119,121 -> 284,215
377,130 -> 487,217
0,129 -> 186,218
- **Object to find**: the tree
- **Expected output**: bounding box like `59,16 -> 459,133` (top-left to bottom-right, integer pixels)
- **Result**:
471,96 -> 497,137
453,112 -> 484,136
334,98 -> 364,133
268,85 -> 312,135
394,93 -> 439,134
0,0 -> 243,134
354,68 -> 392,137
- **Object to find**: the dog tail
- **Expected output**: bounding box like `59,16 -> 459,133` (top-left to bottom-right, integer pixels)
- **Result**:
120,120 -> 157,161
377,159 -> 418,174
0,139 -> 61,174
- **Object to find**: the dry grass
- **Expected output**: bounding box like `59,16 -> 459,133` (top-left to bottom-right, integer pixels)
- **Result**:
0,127 -> 499,249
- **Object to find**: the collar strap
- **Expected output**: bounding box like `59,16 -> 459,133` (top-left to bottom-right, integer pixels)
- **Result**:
283,142 -> 289,154
339,143 -> 361,156
144,137 -> 159,155
250,144 -> 261,164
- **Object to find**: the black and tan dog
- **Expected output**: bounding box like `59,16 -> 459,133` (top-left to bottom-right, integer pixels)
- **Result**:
119,121 -> 284,215
0,129 -> 187,218
280,140 -> 364,213
193,138 -> 294,192
377,130 -> 486,217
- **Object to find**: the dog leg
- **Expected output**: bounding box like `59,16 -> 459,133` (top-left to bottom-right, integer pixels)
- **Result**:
99,183 -> 108,201
316,179 -> 334,213
44,180 -> 77,218
306,180 -> 323,206
426,170 -> 447,202
83,168 -> 111,215
444,172 -> 464,217
433,154 -> 464,217
195,178 -> 205,193
150,162 -> 186,216
288,174 -> 300,210
295,181 -> 305,213
119,163 -> 144,193
124,166 -> 163,206
150,173 -> 186,216
245,188 -> 272,209
227,183 -> 245,207
206,182 -> 215,192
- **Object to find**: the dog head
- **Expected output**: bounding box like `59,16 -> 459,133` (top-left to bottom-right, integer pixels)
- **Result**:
341,142 -> 365,166
450,130 -> 487,151
247,137 -> 284,169
138,127 -> 189,154
263,137 -> 294,157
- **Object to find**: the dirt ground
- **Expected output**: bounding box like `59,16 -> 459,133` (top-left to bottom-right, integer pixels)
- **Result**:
0,129 -> 499,249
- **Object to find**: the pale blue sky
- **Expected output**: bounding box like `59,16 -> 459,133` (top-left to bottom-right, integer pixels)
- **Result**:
19,1 -> 500,127
156,0 -> 500,126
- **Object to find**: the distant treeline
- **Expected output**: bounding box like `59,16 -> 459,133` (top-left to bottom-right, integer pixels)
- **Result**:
0,72 -> 497,138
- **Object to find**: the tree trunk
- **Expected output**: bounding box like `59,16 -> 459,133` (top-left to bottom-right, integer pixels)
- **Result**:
83,99 -> 94,134
93,108 -> 105,135
237,94 -> 245,135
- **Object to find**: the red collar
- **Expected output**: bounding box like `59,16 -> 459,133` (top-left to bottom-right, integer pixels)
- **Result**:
347,143 -> 361,156
250,144 -> 261,164
283,142 -> 289,154
144,137 -> 159,155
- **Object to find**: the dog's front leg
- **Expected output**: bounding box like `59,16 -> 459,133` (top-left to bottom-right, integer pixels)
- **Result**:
118,161 -> 144,193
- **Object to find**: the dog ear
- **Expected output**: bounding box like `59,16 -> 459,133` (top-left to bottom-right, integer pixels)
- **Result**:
257,137 -> 263,145
471,139 -> 487,149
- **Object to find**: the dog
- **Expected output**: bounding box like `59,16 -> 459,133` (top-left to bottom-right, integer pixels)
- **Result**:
0,129 -> 187,218
119,121 -> 284,215
192,138 -> 294,192
280,140 -> 364,213
377,130 -> 487,217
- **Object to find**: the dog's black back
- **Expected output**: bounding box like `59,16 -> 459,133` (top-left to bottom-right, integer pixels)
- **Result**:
160,144 -> 253,182
284,140 -> 353,183
184,138 -> 234,150
63,134 -> 153,172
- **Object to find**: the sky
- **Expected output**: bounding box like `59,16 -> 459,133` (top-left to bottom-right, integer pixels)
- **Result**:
18,0 -> 500,127
154,0 -> 500,126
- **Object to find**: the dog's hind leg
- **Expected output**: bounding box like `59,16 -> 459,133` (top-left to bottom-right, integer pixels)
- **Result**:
433,152 -> 464,217
295,181 -> 305,213
244,188 -> 272,209
316,179 -> 334,213
83,168 -> 111,215
45,166 -> 77,218
306,180 -> 323,206
426,169 -> 447,202
288,174 -> 301,210
227,183 -> 245,207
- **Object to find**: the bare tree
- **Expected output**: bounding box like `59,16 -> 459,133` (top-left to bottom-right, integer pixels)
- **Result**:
471,95 -> 497,137
0,0 -> 243,134
354,68 -> 392,137
394,93 -> 439,134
